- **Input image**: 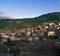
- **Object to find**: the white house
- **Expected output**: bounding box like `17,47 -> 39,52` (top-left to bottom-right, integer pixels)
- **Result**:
48,31 -> 55,36
10,36 -> 16,41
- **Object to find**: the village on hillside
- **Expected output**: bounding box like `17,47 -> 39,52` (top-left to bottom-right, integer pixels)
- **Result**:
0,19 -> 60,56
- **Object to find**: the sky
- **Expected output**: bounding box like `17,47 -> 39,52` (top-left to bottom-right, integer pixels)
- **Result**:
0,0 -> 60,18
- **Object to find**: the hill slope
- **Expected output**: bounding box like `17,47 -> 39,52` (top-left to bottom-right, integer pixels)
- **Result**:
0,12 -> 60,29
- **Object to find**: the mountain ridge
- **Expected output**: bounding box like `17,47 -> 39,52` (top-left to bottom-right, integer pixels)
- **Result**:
0,12 -> 60,29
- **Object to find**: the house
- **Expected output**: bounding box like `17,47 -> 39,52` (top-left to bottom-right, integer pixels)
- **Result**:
1,33 -> 10,42
26,31 -> 31,37
10,35 -> 15,41
2,38 -> 8,42
49,23 -> 55,26
1,33 -> 10,39
48,31 -> 55,36
45,26 -> 49,29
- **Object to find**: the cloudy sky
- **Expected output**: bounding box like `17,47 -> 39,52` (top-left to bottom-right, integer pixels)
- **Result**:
0,0 -> 60,18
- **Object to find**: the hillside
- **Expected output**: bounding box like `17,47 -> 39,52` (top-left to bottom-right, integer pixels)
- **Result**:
0,12 -> 60,29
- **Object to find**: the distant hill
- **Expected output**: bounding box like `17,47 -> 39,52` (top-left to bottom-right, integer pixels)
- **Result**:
0,16 -> 10,19
0,12 -> 60,29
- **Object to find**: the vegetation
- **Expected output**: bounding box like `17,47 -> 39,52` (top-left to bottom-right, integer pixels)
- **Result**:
0,12 -> 60,29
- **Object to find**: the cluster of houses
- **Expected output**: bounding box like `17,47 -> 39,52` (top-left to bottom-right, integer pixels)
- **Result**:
0,20 -> 60,44
0,20 -> 60,56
